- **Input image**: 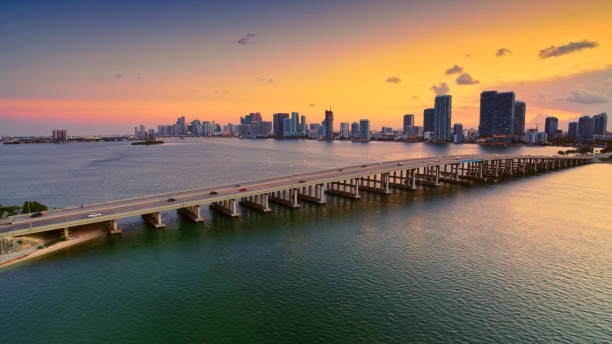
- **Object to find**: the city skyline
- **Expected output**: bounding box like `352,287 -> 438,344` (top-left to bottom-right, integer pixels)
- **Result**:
1,0 -> 612,135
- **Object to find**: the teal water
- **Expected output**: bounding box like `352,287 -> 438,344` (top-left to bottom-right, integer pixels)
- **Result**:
1,140 -> 610,343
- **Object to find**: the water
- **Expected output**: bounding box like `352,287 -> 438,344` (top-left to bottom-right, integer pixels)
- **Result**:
0,139 -> 610,343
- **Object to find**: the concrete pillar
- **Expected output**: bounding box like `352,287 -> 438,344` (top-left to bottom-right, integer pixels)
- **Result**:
63,227 -> 70,239
383,173 -> 390,193
434,166 -> 439,185
108,219 -> 121,234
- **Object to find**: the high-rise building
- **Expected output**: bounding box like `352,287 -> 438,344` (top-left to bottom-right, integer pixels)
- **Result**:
479,91 -> 516,137
453,123 -> 464,143
578,116 -> 594,142
324,109 -> 334,140
479,91 -> 497,137
249,121 -> 272,138
359,119 -> 370,140
513,101 -> 526,136
568,122 -> 578,138
134,126 -> 139,137
403,114 -> 414,135
351,122 -> 360,138
282,118 -> 292,137
494,92 -> 515,136
545,116 -> 559,139
340,122 -> 350,138
593,113 -> 608,135
381,126 -> 393,134
300,115 -> 306,135
433,95 -> 452,141
52,129 -> 68,142
273,113 -> 289,137
423,108 -> 435,133
291,112 -> 299,136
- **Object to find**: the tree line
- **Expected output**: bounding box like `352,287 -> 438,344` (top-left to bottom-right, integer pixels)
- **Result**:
0,201 -> 48,218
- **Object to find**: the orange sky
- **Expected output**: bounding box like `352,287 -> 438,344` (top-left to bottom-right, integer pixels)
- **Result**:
1,0 -> 611,135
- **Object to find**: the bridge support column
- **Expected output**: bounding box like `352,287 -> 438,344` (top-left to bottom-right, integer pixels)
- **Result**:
269,188 -> 301,208
240,193 -> 272,212
142,211 -> 166,228
63,227 -> 70,239
298,184 -> 327,204
179,205 -> 205,222
360,174 -> 391,194
327,179 -> 361,198
210,200 -> 239,217
107,219 -> 121,234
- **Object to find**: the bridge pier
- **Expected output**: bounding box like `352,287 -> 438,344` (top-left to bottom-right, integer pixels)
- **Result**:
210,200 -> 239,217
63,227 -> 70,239
360,173 -> 391,194
107,219 -> 121,234
178,205 -> 205,222
240,193 -> 272,212
298,184 -> 327,204
269,188 -> 300,208
326,179 -> 361,198
141,211 -> 166,228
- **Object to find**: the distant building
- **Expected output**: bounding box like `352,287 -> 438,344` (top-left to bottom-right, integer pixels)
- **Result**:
249,121 -> 272,138
433,95 -> 452,141
273,113 -> 289,137
291,112 -> 299,136
403,114 -> 414,135
381,126 -> 393,134
324,109 -> 334,140
282,118 -> 292,137
525,130 -> 547,144
478,91 -> 516,138
340,122 -> 350,138
578,116 -> 594,142
359,119 -> 370,140
593,113 -> 608,135
300,115 -> 307,136
453,123 -> 464,143
52,129 -> 68,142
544,116 -> 559,139
568,122 -> 578,138
513,101 -> 526,136
423,108 -> 435,133
351,122 -> 360,139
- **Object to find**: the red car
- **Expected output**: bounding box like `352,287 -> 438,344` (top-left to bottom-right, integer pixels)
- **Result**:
338,169 -> 344,172
239,188 -> 248,192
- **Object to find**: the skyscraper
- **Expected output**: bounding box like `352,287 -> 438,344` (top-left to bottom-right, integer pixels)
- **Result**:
340,122 -> 350,138
273,113 -> 289,137
423,108 -> 435,133
282,118 -> 292,137
545,116 -> 559,138
291,112 -> 299,136
479,91 -> 516,137
351,122 -> 360,138
433,95 -> 452,141
494,92 -> 515,136
324,109 -> 334,140
300,115 -> 306,135
578,116 -> 594,142
453,123 -> 464,143
513,101 -> 526,136
403,114 -> 414,135
568,122 -> 578,138
359,119 -> 370,140
593,113 -> 608,135
479,91 -> 497,137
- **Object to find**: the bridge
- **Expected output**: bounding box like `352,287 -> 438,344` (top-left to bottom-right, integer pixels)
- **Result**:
0,154 -> 592,238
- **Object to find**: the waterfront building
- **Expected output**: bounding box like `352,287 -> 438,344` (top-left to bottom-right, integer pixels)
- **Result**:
340,122 -> 350,138
52,129 -> 68,142
324,109 -> 334,140
351,122 -> 360,139
525,130 -> 547,144
514,101 -> 526,135
134,126 -> 139,138
291,112 -> 299,136
578,116 -> 594,142
381,126 -> 393,134
403,114 -> 414,135
545,116 -> 559,139
359,119 -> 370,140
423,108 -> 435,133
479,91 -> 497,137
593,113 -> 608,135
478,91 -> 516,138
568,122 -> 578,138
453,123 -> 464,143
249,121 -> 272,138
300,115 -> 307,136
433,95 -> 452,141
273,113 -> 289,137
282,118 -> 292,137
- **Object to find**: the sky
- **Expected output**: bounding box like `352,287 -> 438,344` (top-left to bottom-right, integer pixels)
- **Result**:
1,0 -> 611,135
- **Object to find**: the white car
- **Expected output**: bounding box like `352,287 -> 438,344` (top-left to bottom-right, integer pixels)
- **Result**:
88,213 -> 102,218
377,162 -> 383,165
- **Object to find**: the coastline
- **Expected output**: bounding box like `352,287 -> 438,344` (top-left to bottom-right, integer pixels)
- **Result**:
0,225 -> 108,270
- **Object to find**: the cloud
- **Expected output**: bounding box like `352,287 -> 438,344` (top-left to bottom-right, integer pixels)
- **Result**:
308,103 -> 316,107
496,48 -> 512,57
565,90 -> 608,104
445,65 -> 463,75
255,77 -> 273,84
431,82 -> 449,95
385,76 -> 401,83
237,33 -> 257,45
113,73 -> 122,79
456,73 -> 479,85
538,40 -> 598,59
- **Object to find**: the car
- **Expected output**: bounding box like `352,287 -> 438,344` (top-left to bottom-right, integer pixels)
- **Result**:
377,162 -> 383,165
422,160 -> 428,163
361,164 -> 367,167
235,184 -> 241,187
209,191 -> 218,195
397,162 -> 403,166
239,188 -> 248,192
298,180 -> 306,183
455,157 -> 461,160
434,159 -> 441,162
167,197 -> 177,202
88,213 -> 102,218
338,169 -> 344,172
30,211 -> 44,218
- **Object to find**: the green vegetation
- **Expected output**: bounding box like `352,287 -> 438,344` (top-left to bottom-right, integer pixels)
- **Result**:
0,201 -> 48,218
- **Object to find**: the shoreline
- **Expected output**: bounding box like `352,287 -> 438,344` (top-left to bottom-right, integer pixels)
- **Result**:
0,225 -> 108,270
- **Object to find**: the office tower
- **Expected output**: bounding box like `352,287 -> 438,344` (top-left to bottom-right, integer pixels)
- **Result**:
359,119 -> 370,140
177,116 -> 186,135
282,118 -> 292,137
324,109 -> 334,140
514,101 -> 526,135
139,125 -> 146,140
52,129 -> 68,142
433,95 -> 452,141
479,91 -> 516,137
578,116 -> 594,141
351,122 -> 360,138
291,112 -> 299,136
300,115 -> 306,135
340,122 -> 350,138
593,113 -> 608,135
134,127 -> 139,137
568,122 -> 578,138
479,91 -> 497,137
381,127 -> 393,134
273,113 -> 289,137
423,108 -> 435,133
403,114 -> 414,135
453,123 -> 464,143
494,92 -> 515,136
249,121 -> 272,138
545,116 -> 559,138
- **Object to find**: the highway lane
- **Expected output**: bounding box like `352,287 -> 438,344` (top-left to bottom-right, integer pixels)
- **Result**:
1,153 -> 574,235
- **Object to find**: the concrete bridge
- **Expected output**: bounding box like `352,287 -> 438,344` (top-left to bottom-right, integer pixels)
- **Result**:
0,154 -> 592,238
